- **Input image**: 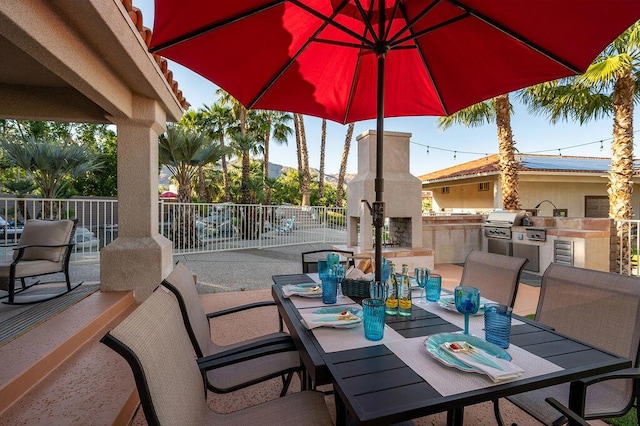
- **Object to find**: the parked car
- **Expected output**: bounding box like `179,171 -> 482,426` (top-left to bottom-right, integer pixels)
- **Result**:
74,227 -> 100,251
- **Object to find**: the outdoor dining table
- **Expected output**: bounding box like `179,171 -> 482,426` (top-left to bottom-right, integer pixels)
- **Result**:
271,273 -> 632,426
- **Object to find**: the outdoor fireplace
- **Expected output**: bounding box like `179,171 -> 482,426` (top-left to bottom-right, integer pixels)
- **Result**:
347,130 -> 423,250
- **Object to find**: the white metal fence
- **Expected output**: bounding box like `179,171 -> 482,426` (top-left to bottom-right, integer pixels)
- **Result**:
616,219 -> 640,276
0,197 -> 347,262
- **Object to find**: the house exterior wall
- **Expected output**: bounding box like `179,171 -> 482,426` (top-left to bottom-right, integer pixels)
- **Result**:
424,172 -> 640,218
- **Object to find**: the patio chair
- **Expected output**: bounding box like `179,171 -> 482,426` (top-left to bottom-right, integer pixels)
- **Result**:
0,218 -> 81,305
495,263 -> 640,425
301,249 -> 355,273
101,288 -> 333,426
459,250 -> 528,308
161,262 -> 302,396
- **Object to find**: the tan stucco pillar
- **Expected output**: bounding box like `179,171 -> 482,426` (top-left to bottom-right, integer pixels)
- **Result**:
100,96 -> 173,301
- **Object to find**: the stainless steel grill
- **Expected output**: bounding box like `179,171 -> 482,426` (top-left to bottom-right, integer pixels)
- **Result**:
483,211 -> 527,240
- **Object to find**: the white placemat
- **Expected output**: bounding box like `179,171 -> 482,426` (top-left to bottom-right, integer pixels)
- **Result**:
309,321 -> 405,353
290,295 -> 356,309
385,337 -> 563,397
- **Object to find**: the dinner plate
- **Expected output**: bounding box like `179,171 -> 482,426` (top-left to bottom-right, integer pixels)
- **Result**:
436,295 -> 489,315
311,306 -> 363,328
292,283 -> 323,298
424,332 -> 512,373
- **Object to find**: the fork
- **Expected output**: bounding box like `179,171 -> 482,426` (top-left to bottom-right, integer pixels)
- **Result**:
444,342 -> 504,370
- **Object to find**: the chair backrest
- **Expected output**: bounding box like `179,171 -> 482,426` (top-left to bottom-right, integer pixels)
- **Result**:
101,288 -> 209,426
161,261 -> 214,357
536,263 -> 640,367
459,250 -> 528,308
535,263 -> 640,416
14,219 -> 75,262
301,249 -> 354,273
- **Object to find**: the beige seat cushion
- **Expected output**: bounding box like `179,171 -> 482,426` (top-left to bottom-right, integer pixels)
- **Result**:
14,219 -> 74,262
0,259 -> 62,278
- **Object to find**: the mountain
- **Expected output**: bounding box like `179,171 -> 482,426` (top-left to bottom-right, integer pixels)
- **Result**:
160,163 -> 355,186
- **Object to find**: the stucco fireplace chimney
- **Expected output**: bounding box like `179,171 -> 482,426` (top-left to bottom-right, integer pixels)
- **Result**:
347,130 -> 423,250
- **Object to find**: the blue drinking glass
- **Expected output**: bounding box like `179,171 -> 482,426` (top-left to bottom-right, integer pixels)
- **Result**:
484,303 -> 512,348
317,260 -> 330,280
426,273 -> 442,303
414,267 -> 429,305
454,286 -> 480,335
363,298 -> 386,341
321,274 -> 338,304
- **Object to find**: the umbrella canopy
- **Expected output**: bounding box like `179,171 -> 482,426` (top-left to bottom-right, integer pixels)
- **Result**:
150,0 -> 640,280
159,190 -> 178,199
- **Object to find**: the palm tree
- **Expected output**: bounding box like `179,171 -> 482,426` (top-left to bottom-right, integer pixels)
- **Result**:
0,136 -> 103,203
201,103 -> 234,202
520,22 -> 640,272
159,125 -> 224,248
294,114 -> 311,206
251,110 -> 293,205
437,94 -> 520,210
336,123 -> 355,207
319,119 -> 327,198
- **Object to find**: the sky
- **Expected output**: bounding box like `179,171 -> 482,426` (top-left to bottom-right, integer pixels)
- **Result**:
137,0 -> 634,177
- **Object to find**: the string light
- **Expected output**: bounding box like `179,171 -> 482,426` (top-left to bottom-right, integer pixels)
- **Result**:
453,151 -> 457,160
558,148 -> 562,156
427,146 -> 429,154
600,140 -> 604,151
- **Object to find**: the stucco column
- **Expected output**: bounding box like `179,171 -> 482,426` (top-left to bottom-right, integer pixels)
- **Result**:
100,96 -> 173,301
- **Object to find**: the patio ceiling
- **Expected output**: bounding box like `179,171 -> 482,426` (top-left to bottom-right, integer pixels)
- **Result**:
0,0 -> 185,124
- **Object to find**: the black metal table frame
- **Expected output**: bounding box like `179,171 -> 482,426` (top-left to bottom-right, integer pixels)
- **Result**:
272,273 -> 631,426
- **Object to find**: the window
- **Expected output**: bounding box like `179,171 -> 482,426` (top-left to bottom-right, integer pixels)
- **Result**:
478,182 -> 490,192
441,187 -> 450,194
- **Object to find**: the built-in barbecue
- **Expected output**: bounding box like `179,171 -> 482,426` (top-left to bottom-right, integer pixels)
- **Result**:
483,211 -> 527,240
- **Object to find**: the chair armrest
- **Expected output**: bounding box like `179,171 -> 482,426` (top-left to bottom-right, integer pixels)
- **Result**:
545,398 -> 589,426
206,300 -> 277,319
577,367 -> 640,386
197,340 -> 297,372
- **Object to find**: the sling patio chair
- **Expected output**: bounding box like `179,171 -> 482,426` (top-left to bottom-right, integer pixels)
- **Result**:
459,249 -> 528,308
101,288 -> 333,426
494,263 -> 640,426
0,218 -> 81,305
301,248 -> 354,273
161,261 -> 302,396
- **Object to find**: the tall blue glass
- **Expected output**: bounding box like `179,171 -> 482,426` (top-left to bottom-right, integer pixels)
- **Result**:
363,298 -> 386,341
484,303 -> 512,348
454,286 -> 480,335
321,274 -> 337,304
414,267 -> 429,305
317,260 -> 330,280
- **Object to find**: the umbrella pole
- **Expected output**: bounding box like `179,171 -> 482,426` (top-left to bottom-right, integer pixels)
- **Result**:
373,52 -> 385,283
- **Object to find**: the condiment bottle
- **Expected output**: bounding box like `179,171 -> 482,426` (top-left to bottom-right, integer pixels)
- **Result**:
398,263 -> 412,316
385,262 -> 398,315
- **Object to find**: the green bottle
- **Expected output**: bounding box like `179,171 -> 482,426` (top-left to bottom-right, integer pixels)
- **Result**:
385,263 -> 398,315
398,264 -> 412,317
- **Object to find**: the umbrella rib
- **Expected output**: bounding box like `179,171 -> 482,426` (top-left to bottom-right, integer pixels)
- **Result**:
314,39 -> 375,50
352,0 -> 379,44
247,0 -> 360,109
448,0 -> 583,73
397,2 -> 450,115
149,0 -> 285,52
289,0 -> 373,46
388,0 -> 443,45
390,14 -> 468,48
343,22 -> 372,124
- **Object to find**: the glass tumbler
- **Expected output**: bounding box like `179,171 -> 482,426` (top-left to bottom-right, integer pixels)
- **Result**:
484,303 -> 512,348
426,274 -> 442,302
369,280 -> 388,300
363,298 -> 386,341
321,274 -> 338,304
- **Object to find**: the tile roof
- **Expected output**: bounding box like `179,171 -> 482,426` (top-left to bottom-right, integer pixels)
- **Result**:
418,153 -> 632,182
121,0 -> 189,110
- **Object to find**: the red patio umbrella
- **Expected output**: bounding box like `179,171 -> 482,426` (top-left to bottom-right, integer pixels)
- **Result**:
149,0 -> 640,281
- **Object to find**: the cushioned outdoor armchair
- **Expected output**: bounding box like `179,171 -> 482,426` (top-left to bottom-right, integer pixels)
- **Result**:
495,263 -> 640,425
161,262 -> 302,396
0,219 -> 80,304
101,288 -> 333,426
459,249 -> 528,308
